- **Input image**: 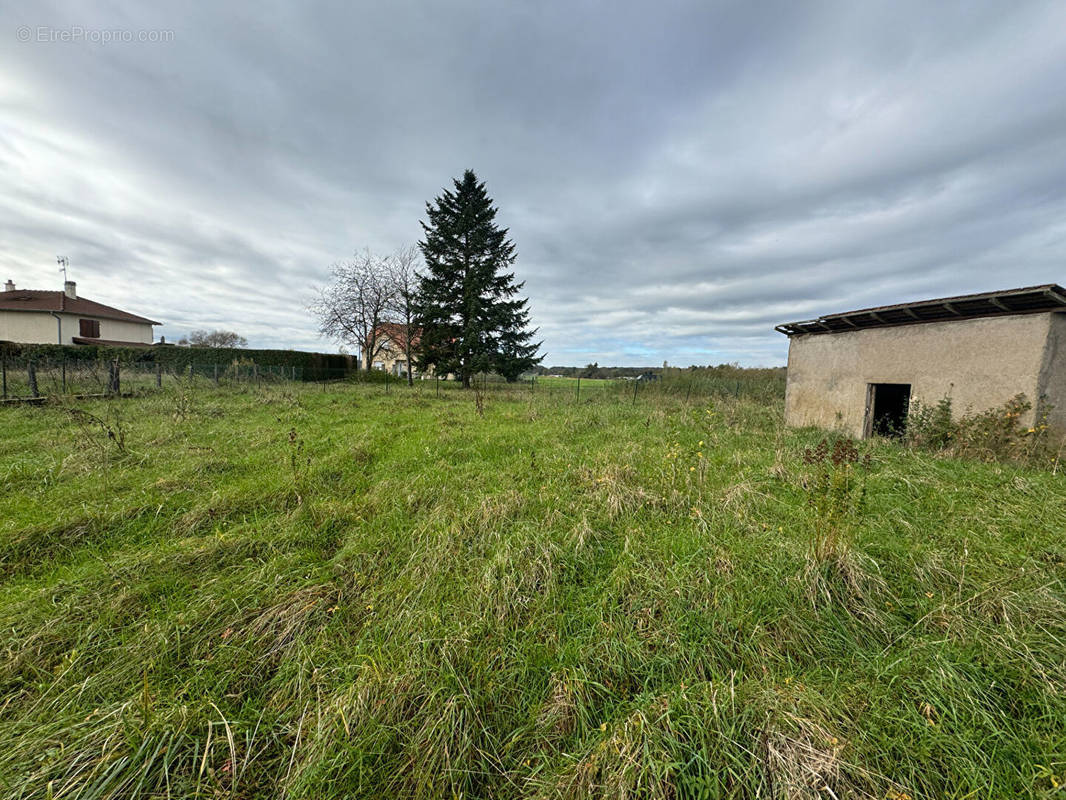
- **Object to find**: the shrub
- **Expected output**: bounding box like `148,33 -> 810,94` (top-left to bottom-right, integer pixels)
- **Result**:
955,394 -> 1034,462
906,395 -> 955,451
907,393 -> 1057,467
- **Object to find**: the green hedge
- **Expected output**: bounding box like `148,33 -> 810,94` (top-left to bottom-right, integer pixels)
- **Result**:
0,342 -> 357,382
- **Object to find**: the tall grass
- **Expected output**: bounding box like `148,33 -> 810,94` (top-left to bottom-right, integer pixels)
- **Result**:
0,376 -> 1063,798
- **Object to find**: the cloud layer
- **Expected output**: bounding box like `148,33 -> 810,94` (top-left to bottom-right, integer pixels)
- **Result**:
3,1 -> 1066,365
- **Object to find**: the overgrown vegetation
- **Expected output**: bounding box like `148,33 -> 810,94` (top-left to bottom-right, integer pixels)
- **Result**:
907,393 -> 1061,467
1,377 -> 1064,798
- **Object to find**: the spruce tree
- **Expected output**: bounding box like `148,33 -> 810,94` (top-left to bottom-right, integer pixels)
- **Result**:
415,170 -> 541,386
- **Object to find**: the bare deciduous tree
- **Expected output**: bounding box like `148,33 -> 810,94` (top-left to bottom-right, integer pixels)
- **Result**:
312,249 -> 397,371
388,245 -> 422,386
180,329 -> 248,348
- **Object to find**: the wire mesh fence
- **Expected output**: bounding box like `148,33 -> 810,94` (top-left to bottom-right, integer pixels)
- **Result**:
0,354 -> 785,408
358,371 -> 786,405
488,373 -> 786,404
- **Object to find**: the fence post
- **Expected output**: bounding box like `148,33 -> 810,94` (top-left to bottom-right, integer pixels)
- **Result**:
107,360 -> 120,395
28,362 -> 38,398
576,377 -> 580,403
214,364 -> 219,385
633,379 -> 638,404
62,358 -> 67,393
436,375 -> 439,398
156,363 -> 162,388
386,369 -> 390,394
1,356 -> 6,399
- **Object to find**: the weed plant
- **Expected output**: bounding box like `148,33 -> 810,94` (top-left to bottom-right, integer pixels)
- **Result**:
908,393 -> 1060,467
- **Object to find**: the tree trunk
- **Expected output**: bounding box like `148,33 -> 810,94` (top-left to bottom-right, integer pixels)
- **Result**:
364,330 -> 378,371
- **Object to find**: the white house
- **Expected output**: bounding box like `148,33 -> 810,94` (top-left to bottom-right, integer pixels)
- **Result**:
370,322 -> 419,376
0,280 -> 160,346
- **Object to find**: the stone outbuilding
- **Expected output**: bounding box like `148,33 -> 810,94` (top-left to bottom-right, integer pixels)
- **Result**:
776,284 -> 1066,437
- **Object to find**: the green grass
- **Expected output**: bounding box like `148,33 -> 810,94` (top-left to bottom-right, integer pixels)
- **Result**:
1,379 -> 1063,798
535,376 -> 615,386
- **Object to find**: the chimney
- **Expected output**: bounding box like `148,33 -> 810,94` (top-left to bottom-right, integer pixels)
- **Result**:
64,280 -> 77,300
3,280 -> 13,292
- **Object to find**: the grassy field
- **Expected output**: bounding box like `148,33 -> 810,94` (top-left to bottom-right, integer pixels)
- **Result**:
1,378 -> 1064,798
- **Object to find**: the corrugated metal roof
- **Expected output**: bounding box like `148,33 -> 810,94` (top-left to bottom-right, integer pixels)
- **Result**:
0,289 -> 161,326
775,284 -> 1066,337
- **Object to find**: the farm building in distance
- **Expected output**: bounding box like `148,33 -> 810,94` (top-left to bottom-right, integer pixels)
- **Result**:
776,284 -> 1066,437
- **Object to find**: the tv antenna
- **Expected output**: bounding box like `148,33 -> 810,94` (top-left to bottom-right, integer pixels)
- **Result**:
57,256 -> 69,282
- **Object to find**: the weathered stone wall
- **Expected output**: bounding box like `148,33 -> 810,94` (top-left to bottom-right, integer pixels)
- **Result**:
1037,313 -> 1066,432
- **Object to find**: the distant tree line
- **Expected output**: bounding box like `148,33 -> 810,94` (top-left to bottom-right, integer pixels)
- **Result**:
534,364 -> 655,379
535,363 -> 787,380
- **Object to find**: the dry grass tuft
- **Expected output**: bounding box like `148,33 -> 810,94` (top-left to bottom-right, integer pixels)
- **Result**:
240,584 -> 340,661
763,713 -> 850,799
580,462 -> 656,520
803,548 -> 889,625
548,698 -> 677,800
537,672 -> 581,737
482,537 -> 559,623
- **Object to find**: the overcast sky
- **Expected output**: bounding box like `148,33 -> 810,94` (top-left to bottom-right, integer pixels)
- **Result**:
3,2 -> 1066,366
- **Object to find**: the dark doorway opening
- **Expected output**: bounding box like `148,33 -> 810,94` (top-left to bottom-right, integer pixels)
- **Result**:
868,383 -> 911,438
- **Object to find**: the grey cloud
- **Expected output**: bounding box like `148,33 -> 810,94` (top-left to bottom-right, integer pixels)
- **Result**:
1,1 -> 1065,365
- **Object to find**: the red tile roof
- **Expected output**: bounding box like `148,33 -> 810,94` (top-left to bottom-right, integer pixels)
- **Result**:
0,289 -> 161,325
375,322 -> 420,350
